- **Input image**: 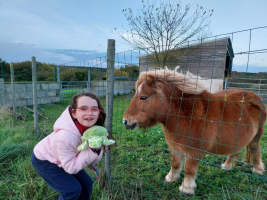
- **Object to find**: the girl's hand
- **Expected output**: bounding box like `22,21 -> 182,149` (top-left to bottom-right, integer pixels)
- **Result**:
97,138 -> 108,150
99,145 -> 104,150
93,145 -> 104,150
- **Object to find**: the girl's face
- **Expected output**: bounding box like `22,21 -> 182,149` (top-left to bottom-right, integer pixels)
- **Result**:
72,96 -> 100,127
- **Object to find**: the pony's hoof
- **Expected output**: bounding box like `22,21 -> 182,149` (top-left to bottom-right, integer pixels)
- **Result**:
253,168 -> 264,175
179,179 -> 196,195
164,178 -> 178,184
179,185 -> 195,195
252,162 -> 265,175
221,163 -> 232,171
164,174 -> 180,183
163,180 -> 170,184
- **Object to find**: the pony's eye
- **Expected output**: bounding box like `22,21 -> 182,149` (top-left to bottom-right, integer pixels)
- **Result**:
140,96 -> 147,101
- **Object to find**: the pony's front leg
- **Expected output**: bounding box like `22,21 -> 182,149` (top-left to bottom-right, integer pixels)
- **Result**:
164,152 -> 184,183
179,157 -> 198,195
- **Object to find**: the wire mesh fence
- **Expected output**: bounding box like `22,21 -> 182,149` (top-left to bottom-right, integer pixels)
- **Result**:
115,27 -> 266,199
0,26 -> 266,199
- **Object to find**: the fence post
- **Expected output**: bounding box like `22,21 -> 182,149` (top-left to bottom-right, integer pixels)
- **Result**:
32,57 -> 39,136
57,67 -> 62,101
0,78 -> 4,106
259,79 -> 261,94
87,67 -> 91,89
225,79 -> 228,90
1,61 -> 3,79
105,39 -> 115,183
54,66 -> 57,81
10,63 -> 17,119
57,67 -> 60,83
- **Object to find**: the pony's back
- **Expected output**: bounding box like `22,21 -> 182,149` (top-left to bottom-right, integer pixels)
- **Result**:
213,88 -> 266,138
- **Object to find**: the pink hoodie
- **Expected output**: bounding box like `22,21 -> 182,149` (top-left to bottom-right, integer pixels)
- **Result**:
33,107 -> 103,174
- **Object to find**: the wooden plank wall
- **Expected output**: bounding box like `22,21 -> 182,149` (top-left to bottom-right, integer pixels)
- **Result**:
139,38 -> 230,79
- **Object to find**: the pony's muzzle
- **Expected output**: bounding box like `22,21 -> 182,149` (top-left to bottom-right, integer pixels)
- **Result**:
123,119 -> 137,130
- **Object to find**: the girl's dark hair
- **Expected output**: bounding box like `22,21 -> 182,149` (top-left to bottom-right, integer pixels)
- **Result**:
70,90 -> 106,127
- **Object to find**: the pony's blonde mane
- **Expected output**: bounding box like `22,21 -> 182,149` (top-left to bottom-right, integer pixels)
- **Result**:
139,68 -> 207,95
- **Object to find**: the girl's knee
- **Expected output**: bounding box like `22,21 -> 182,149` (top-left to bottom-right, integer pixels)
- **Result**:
62,184 -> 82,200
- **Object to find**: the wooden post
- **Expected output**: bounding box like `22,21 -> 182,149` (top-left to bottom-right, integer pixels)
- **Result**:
105,39 -> 115,183
87,67 -> 91,89
0,78 -> 4,107
1,61 -> 4,79
57,67 -> 62,101
32,57 -> 39,136
10,63 -> 17,119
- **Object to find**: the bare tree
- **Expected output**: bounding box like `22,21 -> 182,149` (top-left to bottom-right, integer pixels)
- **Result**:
114,0 -> 213,66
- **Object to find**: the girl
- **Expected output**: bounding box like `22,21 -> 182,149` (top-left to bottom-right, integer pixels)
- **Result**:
31,91 -> 110,200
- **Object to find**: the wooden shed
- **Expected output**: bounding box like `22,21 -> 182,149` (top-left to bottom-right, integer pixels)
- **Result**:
139,37 -> 234,91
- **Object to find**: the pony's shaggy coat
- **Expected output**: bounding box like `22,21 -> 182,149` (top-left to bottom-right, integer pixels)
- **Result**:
123,69 -> 266,195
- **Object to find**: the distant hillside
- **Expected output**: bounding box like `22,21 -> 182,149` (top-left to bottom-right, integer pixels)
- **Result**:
0,60 -> 138,82
231,71 -> 267,79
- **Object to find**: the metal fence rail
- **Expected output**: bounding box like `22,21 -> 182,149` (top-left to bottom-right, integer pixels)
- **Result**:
60,81 -> 88,101
226,77 -> 267,102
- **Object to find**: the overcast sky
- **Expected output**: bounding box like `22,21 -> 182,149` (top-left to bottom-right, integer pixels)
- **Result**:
0,0 -> 267,72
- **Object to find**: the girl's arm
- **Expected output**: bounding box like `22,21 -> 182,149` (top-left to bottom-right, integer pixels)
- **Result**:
53,131 -> 103,174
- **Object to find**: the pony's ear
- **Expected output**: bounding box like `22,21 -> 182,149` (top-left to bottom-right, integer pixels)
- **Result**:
147,75 -> 155,86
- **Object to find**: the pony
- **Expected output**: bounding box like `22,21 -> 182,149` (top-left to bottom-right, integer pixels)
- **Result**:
123,69 -> 266,195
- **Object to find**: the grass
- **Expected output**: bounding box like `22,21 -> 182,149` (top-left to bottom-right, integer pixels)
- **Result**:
0,95 -> 266,199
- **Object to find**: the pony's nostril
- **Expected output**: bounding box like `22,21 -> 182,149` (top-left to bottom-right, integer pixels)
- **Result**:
124,119 -> 128,125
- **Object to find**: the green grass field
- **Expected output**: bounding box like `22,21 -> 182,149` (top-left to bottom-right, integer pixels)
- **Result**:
0,94 -> 266,200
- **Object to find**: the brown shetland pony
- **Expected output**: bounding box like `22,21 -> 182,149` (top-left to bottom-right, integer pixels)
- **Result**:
123,69 -> 266,195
